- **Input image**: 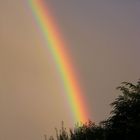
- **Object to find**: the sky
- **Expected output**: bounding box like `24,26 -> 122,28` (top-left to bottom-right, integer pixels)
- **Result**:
0,0 -> 140,139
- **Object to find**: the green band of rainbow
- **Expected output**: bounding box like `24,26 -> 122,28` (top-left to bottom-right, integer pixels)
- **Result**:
29,0 -> 89,123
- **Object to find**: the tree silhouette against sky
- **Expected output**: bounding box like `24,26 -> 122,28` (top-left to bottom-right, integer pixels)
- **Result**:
48,79 -> 140,140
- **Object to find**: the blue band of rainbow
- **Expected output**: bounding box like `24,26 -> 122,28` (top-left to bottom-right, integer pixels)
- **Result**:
29,0 -> 89,123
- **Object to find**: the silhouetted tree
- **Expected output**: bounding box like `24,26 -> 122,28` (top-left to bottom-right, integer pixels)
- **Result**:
104,80 -> 140,140
49,79 -> 140,140
69,121 -> 105,140
55,121 -> 69,140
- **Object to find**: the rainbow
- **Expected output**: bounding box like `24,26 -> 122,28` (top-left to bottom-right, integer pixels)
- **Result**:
29,0 -> 89,123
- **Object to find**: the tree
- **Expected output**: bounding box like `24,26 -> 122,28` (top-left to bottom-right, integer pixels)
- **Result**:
70,121 -> 105,140
55,121 -> 69,140
104,80 -> 140,140
49,79 -> 140,140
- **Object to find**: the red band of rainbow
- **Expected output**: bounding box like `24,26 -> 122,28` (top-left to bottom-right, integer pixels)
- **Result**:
29,0 -> 89,123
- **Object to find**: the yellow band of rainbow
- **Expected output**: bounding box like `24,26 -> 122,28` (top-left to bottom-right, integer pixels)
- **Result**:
29,0 -> 89,123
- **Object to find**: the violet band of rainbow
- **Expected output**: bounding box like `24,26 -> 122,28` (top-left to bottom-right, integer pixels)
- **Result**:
29,0 -> 89,123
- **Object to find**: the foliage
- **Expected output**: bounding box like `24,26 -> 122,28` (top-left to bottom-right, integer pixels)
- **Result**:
55,121 -> 69,140
48,79 -> 140,140
70,121 -> 105,140
104,80 -> 140,140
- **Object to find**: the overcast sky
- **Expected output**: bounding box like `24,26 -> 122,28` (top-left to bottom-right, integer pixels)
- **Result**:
0,0 -> 140,139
